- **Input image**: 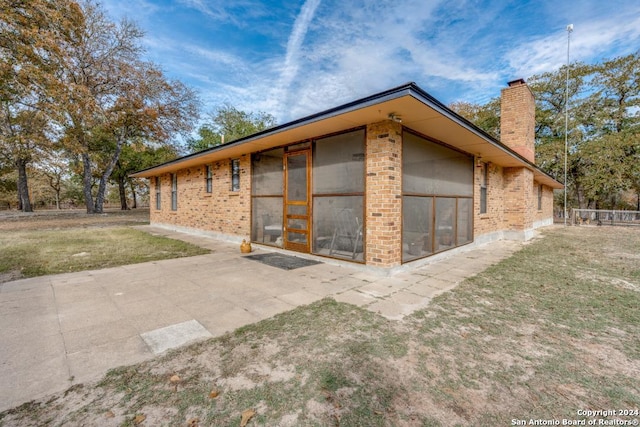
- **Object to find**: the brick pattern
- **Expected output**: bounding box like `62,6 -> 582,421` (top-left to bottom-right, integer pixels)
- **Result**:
150,155 -> 251,237
365,120 -> 403,267
473,162 -> 554,236
534,182 -> 555,223
503,167 -> 534,230
146,86 -> 556,268
473,162 -> 506,235
500,81 -> 536,163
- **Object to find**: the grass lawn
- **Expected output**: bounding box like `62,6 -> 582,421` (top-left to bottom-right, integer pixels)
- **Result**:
0,209 -> 209,282
1,226 -> 639,426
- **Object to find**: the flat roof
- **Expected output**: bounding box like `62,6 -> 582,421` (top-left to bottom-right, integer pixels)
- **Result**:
131,82 -> 562,189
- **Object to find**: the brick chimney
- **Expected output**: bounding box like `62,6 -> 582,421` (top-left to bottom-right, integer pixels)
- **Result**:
500,79 -> 536,163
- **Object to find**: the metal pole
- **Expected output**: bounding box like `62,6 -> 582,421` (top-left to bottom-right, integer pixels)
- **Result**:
564,24 -> 573,226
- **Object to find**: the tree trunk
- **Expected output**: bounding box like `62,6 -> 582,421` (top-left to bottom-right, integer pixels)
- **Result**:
95,175 -> 107,214
575,184 -> 586,209
118,173 -> 128,210
16,157 -> 33,212
129,179 -> 137,209
82,153 -> 95,213
94,132 -> 125,214
46,174 -> 62,210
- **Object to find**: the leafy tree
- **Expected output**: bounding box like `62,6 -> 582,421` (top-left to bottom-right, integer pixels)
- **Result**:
53,1 -> 199,213
528,63 -> 591,207
592,54 -> 640,134
186,104 -> 276,153
0,169 -> 17,209
35,149 -> 69,209
0,0 -> 82,211
110,140 -> 179,210
0,109 -> 51,211
453,52 -> 639,210
449,98 -> 501,139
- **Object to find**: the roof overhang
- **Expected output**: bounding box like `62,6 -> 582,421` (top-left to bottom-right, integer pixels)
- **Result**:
131,82 -> 563,189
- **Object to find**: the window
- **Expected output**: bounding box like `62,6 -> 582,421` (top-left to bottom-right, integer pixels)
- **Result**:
402,131 -> 473,262
480,162 -> 488,214
538,184 -> 543,210
171,173 -> 177,210
231,159 -> 240,191
205,165 -> 212,193
155,177 -> 161,210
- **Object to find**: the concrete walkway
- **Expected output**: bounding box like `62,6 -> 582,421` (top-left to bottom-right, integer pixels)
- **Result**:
0,226 -> 522,412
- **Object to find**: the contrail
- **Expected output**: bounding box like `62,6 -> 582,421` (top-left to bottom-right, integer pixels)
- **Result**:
276,0 -> 322,115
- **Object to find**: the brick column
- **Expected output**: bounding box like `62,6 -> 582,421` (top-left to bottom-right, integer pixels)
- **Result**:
503,167 -> 534,233
501,79 -> 536,163
365,120 -> 402,267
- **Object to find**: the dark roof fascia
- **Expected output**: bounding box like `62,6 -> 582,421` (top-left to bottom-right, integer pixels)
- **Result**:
131,82 -> 417,177
132,82 -> 561,186
406,84 -> 561,185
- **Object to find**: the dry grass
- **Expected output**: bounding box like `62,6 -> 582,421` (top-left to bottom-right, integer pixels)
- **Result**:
0,209 -> 209,282
1,226 -> 639,426
0,208 -> 150,231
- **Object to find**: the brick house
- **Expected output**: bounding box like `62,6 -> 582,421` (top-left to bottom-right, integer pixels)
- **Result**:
131,80 -> 562,272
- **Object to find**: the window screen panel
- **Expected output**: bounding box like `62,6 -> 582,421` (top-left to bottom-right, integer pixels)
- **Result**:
312,196 -> 364,261
313,130 -> 365,194
251,197 -> 283,246
252,149 -> 283,196
286,154 -> 307,201
403,132 -> 473,197
434,197 -> 456,252
457,198 -> 472,245
402,196 -> 433,262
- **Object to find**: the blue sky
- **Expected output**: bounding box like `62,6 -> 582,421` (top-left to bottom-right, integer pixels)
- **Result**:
101,0 -> 640,124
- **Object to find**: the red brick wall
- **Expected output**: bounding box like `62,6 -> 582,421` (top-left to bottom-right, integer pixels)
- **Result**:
150,154 -> 251,238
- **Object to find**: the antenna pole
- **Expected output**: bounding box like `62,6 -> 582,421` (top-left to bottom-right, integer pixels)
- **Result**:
564,24 -> 573,227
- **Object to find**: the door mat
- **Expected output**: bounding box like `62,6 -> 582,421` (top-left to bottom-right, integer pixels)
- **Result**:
243,253 -> 322,270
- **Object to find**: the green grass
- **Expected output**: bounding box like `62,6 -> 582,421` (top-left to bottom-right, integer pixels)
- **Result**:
0,227 -> 210,278
1,226 -> 639,426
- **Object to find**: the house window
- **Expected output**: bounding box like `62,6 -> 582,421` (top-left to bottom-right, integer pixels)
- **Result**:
231,159 -> 240,191
402,131 -> 473,263
171,173 -> 177,210
538,184 -> 543,210
205,165 -> 212,193
480,162 -> 488,214
155,177 -> 161,210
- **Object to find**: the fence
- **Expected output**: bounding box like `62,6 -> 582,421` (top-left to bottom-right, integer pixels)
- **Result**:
571,209 -> 640,226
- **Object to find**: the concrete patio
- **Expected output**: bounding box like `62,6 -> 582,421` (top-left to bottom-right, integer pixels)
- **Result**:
0,225 -> 523,412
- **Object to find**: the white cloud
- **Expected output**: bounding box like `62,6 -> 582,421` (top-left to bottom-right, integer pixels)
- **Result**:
264,0 -> 504,120
101,0 -> 640,125
271,0 -> 323,119
100,0 -> 162,21
176,0 -> 269,27
507,12 -> 640,76
177,0 -> 228,20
